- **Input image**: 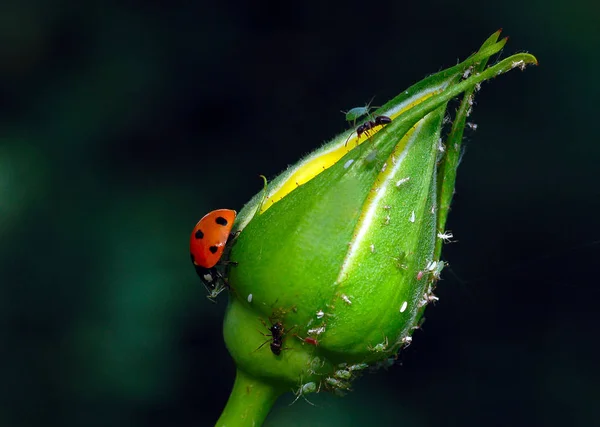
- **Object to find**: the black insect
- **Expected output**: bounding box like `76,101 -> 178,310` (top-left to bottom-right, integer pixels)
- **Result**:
345,115 -> 392,146
268,322 -> 284,355
257,319 -> 292,355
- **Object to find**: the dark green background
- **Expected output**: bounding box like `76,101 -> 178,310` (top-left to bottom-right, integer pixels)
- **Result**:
1,0 -> 598,426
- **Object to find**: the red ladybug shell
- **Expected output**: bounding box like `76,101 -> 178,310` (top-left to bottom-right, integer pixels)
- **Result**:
190,209 -> 236,269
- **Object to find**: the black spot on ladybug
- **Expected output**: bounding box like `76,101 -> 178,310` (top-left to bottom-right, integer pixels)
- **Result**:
209,246 -> 218,254
215,216 -> 228,226
195,229 -> 204,239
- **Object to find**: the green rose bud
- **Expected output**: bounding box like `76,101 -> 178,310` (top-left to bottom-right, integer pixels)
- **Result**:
216,31 -> 537,426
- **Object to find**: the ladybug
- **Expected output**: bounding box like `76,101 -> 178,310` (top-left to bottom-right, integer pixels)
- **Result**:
190,209 -> 237,300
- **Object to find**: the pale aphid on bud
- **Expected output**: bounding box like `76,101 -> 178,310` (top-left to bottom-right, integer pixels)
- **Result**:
341,96 -> 379,125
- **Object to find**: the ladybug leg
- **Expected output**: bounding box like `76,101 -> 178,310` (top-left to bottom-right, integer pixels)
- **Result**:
212,268 -> 231,288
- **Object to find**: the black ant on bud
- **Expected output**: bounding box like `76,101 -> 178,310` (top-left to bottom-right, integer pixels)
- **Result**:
345,115 -> 392,147
256,318 -> 294,355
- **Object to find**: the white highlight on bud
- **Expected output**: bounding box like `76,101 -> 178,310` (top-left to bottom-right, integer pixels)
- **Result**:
247,293 -> 253,303
395,177 -> 410,187
338,121 -> 424,277
344,159 -> 354,169
409,210 -> 416,223
400,301 -> 408,313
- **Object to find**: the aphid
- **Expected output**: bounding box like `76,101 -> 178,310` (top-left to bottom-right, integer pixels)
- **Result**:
392,251 -> 409,270
344,115 -> 392,146
437,231 -> 454,243
462,66 -> 473,79
325,377 -> 351,390
296,335 -> 319,347
432,261 -> 445,280
426,260 -> 438,272
190,209 -> 237,301
411,317 -> 426,331
309,356 -> 325,373
334,369 -> 352,380
307,325 -> 326,335
368,336 -> 389,352
348,363 -> 369,372
291,382 -> 318,406
428,294 -> 439,303
304,337 -> 319,346
401,336 -> 413,347
342,97 -> 378,125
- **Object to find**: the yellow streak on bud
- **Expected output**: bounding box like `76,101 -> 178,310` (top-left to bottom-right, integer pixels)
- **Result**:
260,90 -> 441,213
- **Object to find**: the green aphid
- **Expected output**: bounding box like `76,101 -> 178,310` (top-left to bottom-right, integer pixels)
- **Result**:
341,97 -> 379,126
291,382 -> 318,405
334,369 -> 352,380
348,363 -> 369,372
325,377 -> 351,390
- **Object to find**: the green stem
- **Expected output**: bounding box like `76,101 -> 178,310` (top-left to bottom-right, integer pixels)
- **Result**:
434,30 -> 501,258
216,369 -> 284,427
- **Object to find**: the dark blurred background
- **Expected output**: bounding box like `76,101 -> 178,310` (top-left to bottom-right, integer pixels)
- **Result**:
1,0 -> 598,426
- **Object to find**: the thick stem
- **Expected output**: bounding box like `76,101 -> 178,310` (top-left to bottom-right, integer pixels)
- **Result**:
216,369 -> 284,427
